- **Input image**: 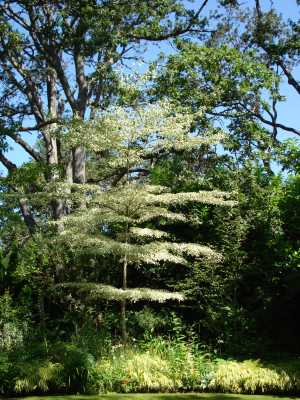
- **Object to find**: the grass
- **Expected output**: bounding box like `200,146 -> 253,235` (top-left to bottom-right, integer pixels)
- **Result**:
6,394 -> 300,400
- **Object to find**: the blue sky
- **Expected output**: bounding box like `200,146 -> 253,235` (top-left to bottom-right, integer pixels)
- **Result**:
2,0 -> 300,174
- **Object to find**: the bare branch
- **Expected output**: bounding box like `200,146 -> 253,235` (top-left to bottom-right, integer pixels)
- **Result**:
235,103 -> 300,136
5,133 -> 44,163
18,119 -> 59,132
277,60 -> 300,96
0,150 -> 17,171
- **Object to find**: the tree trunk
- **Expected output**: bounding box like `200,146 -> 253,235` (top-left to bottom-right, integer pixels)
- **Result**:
19,198 -> 37,234
121,255 -> 128,342
120,214 -> 129,342
63,150 -> 73,215
43,9 -> 64,223
120,300 -> 126,343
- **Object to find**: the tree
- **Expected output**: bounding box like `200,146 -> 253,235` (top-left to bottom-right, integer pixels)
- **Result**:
148,1 -> 300,176
252,0 -> 300,100
205,1 -> 300,139
0,0 -> 230,228
29,99 -> 234,341
149,39 -> 286,174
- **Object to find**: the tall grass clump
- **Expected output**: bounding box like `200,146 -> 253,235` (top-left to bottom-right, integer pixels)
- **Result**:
142,336 -> 215,391
13,342 -> 96,395
51,342 -> 95,394
273,359 -> 300,392
123,353 -> 178,392
87,343 -> 131,394
14,360 -> 63,393
208,359 -> 296,394
87,335 -> 215,394
87,341 -> 179,394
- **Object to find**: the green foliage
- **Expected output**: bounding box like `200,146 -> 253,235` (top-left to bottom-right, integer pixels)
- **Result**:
6,333 -> 300,396
123,353 -> 179,392
39,101 -> 232,342
0,292 -> 24,350
13,342 -> 95,394
87,336 -> 216,394
150,40 -> 281,163
7,240 -> 20,272
209,360 -> 298,394
134,306 -> 168,337
0,353 -> 14,396
277,138 -> 300,174
0,3 -> 299,392
88,358 -> 119,394
51,343 -> 95,394
0,248 -> 4,287
14,360 -> 63,394
4,162 -> 62,192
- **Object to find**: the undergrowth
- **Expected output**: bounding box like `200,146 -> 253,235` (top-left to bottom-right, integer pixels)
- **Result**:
2,337 -> 300,396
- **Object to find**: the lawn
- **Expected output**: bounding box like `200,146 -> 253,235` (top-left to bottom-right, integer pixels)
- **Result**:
7,394 -> 300,400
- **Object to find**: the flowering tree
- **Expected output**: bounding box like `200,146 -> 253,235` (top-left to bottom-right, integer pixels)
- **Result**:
22,100 -> 234,341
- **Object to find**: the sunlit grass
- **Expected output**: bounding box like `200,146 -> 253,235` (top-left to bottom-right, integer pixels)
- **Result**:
7,394 -> 300,400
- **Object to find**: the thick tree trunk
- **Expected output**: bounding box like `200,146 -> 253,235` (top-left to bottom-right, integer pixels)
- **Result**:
72,147 -> 86,185
72,54 -> 88,202
63,150 -> 73,215
19,198 -> 37,234
43,38 -> 65,224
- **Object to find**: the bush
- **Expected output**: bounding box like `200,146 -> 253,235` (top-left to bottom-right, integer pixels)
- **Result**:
275,359 -> 300,392
123,353 -> 178,392
88,359 -> 116,394
13,342 -> 95,395
0,292 -> 24,351
14,360 -> 63,393
51,342 -> 95,394
87,337 -> 215,394
209,359 -> 295,394
0,353 -> 14,396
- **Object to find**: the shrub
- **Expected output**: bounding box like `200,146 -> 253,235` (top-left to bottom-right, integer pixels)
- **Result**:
13,342 -> 95,395
14,360 -> 63,393
87,358 -> 116,394
123,353 -> 178,392
209,359 -> 294,394
0,353 -> 14,396
11,338 -> 300,396
51,342 -> 95,394
145,337 -> 214,391
274,359 -> 300,392
0,292 -> 24,351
